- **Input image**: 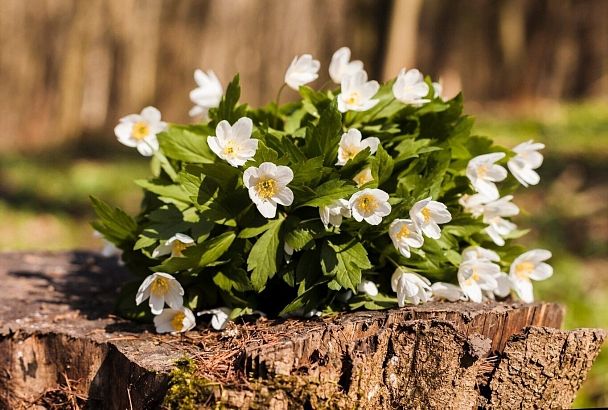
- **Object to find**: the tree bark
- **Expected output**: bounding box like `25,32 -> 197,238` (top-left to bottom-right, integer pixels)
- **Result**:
0,251 -> 604,409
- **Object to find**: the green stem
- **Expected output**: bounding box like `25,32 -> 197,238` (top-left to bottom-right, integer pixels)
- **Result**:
368,97 -> 396,122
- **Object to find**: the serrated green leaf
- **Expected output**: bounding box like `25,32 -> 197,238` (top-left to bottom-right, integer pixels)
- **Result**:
90,196 -> 137,244
321,238 -> 372,291
298,180 -> 357,207
305,101 -> 343,165
158,127 -> 215,163
247,217 -> 284,291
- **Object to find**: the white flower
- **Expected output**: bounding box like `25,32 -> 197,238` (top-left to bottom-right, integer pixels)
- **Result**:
349,188 -> 391,225
243,162 -> 294,218
197,307 -> 232,331
154,307 -> 196,333
136,272 -> 185,315
152,233 -> 195,258
458,193 -> 490,217
329,47 -> 364,84
337,70 -> 379,113
389,219 -> 424,257
357,280 -> 379,297
319,199 -> 351,229
507,140 -> 545,187
208,117 -> 258,167
466,153 -> 508,200
482,195 -> 520,246
114,106 -> 167,156
93,230 -> 122,259
391,267 -> 432,307
432,81 -> 444,101
461,245 -> 500,262
392,68 -> 430,105
491,272 -> 512,299
284,54 -> 320,90
485,219 -> 518,246
509,249 -> 553,303
189,69 -> 223,118
353,168 -> 374,187
409,198 -> 452,239
336,129 -> 380,166
457,259 -> 500,303
431,282 -> 467,302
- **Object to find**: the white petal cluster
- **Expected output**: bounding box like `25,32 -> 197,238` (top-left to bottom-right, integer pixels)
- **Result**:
508,140 -> 545,187
336,129 -> 380,166
431,282 -> 467,302
357,280 -> 379,297
154,307 -> 196,333
389,219 -> 423,258
319,199 -> 351,229
482,195 -> 520,246
349,188 -> 391,225
198,307 -> 232,331
114,106 -> 167,157
509,249 -> 552,303
392,68 -> 430,105
208,117 -> 258,167
136,272 -> 185,315
466,153 -> 508,200
244,162 -> 294,218
353,168 -> 374,187
432,81 -> 444,101
152,233 -> 195,258
189,69 -> 223,118
284,54 -> 320,90
457,246 -> 513,302
337,70 -> 379,113
409,197 -> 453,239
391,267 -> 432,307
329,47 -> 364,84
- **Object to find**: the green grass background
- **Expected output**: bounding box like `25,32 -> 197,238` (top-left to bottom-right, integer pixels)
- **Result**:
1,102 -> 607,407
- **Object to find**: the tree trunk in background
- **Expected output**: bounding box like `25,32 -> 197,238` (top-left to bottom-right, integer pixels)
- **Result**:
0,0 -> 606,151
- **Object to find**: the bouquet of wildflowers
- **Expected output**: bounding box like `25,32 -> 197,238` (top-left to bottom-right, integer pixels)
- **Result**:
92,47 -> 553,333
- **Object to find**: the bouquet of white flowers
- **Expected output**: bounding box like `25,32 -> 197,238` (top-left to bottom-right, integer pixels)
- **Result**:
92,47 -> 552,333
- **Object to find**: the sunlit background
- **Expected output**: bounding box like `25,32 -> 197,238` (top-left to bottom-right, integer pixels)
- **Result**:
1,0 -> 607,406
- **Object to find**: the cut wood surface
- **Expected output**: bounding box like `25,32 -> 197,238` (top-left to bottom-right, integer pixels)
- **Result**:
0,251 -> 604,409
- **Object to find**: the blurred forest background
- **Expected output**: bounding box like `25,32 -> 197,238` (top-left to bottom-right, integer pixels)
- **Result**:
0,0 -> 607,406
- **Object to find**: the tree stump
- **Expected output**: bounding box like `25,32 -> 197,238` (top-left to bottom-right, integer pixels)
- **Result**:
0,251 -> 604,409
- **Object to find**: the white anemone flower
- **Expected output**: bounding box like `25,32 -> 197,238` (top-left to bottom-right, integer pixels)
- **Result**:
431,282 -> 467,302
458,193 -> 491,217
461,245 -> 500,263
207,117 -> 258,167
489,272 -> 512,299
481,195 -> 520,246
152,233 -> 195,258
319,199 -> 351,229
337,70 -> 380,113
357,280 -> 379,297
136,272 -> 185,315
336,129 -> 380,166
197,307 -> 232,331
353,168 -> 374,187
432,81 -> 444,101
349,188 -> 392,225
391,267 -> 432,307
284,54 -> 320,90
485,218 -> 518,246
189,69 -> 223,118
509,249 -> 553,303
466,153 -> 508,200
507,140 -> 545,187
389,219 -> 424,258
114,106 -> 167,157
392,68 -> 430,105
409,198 -> 452,239
243,162 -> 294,219
154,307 -> 196,334
329,47 -> 364,84
457,259 -> 500,303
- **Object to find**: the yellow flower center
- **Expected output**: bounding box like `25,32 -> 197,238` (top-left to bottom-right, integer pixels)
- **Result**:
342,146 -> 359,161
131,121 -> 150,140
223,141 -> 236,157
346,91 -> 360,105
356,194 -> 378,214
172,241 -> 189,257
396,224 -> 411,239
421,207 -> 432,223
171,311 -> 186,331
255,178 -> 278,199
477,164 -> 488,178
515,261 -> 535,279
465,270 -> 480,286
150,277 -> 169,296
353,169 -> 373,187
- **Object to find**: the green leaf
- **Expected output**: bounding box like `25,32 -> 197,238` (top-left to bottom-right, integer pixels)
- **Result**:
135,179 -> 191,204
305,100 -> 343,166
215,74 -> 244,123
247,217 -> 284,291
285,228 -> 314,251
214,267 -> 252,293
90,196 -> 137,244
279,281 -> 327,316
299,180 -> 357,207
157,127 -> 215,163
199,231 -> 236,267
374,144 -> 394,185
321,238 -> 372,291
